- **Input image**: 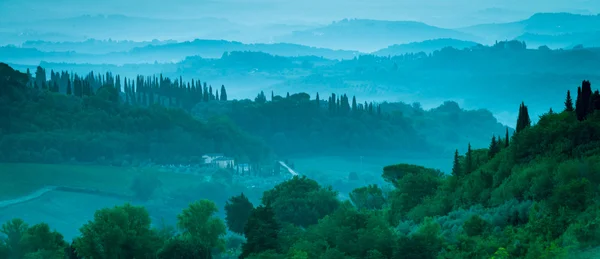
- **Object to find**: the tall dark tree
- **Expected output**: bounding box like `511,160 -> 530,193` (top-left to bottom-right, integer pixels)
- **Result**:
66,79 -> 72,95
504,127 -> 509,148
224,193 -> 255,235
516,102 -> 531,133
488,135 -> 500,158
239,205 -> 280,259
564,90 -> 574,112
316,92 -> 320,108
575,81 -> 593,121
465,143 -> 473,175
351,95 -> 357,111
220,85 -> 227,101
451,149 -> 461,177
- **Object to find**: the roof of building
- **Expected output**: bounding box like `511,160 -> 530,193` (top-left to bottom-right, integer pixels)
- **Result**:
203,153 -> 224,157
214,157 -> 234,162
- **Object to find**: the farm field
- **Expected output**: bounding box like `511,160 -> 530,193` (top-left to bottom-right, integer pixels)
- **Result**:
0,163 -> 203,200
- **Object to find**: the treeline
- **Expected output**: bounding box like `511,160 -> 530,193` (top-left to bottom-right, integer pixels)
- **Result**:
0,63 -> 268,166
199,90 -> 506,156
2,79 -> 600,258
25,65 -> 229,111
204,91 -> 430,156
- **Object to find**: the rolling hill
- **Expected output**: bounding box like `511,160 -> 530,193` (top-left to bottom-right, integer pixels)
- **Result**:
0,40 -> 361,65
372,38 -> 481,56
457,12 -> 600,44
275,19 -> 481,52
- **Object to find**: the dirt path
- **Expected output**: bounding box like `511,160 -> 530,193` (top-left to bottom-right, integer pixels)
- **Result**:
0,186 -> 58,209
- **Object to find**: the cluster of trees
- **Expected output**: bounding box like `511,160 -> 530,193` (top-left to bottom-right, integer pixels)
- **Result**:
0,63 -> 267,165
196,91 -> 431,156
196,91 -> 506,156
25,66 -> 229,111
3,80 -> 599,259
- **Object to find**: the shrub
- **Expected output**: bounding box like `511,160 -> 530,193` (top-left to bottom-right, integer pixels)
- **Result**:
130,173 -> 162,201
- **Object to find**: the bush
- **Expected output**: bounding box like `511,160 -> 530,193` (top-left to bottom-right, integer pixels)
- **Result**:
130,173 -> 162,201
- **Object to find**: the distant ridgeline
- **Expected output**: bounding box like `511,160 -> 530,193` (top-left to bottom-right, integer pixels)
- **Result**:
0,62 -> 508,166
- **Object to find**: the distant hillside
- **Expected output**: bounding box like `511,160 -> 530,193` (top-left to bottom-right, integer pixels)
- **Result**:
126,39 -> 361,60
0,15 -> 250,43
372,38 -> 481,56
0,40 -> 360,65
458,12 -> 600,44
515,32 -> 600,49
275,19 -> 480,52
21,39 -> 177,54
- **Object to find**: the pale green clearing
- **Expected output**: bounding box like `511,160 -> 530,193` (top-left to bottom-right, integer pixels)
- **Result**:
0,163 -> 203,200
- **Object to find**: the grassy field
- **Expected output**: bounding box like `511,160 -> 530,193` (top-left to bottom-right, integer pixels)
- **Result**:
291,155 -> 452,183
0,163 -> 203,200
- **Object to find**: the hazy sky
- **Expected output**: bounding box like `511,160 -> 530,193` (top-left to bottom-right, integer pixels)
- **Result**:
1,0 -> 598,27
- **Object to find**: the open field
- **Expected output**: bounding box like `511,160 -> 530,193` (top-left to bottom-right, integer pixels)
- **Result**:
291,155 -> 452,185
0,190 -> 133,241
0,163 -> 204,200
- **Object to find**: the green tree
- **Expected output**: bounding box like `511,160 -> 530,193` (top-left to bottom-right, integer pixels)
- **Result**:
176,200 -> 227,258
465,143 -> 473,175
488,135 -> 500,158
73,203 -> 161,259
564,90 -> 573,112
240,205 -> 281,259
451,149 -> 461,177
261,176 -> 340,227
504,127 -> 510,147
225,193 -> 255,235
516,102 -> 531,133
220,85 -> 228,101
349,184 -> 386,210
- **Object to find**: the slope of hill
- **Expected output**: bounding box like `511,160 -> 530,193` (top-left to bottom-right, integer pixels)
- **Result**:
20,39 -> 178,54
458,12 -> 600,44
0,40 -> 360,65
275,19 -> 481,52
0,15 -> 247,43
515,32 -> 600,49
372,38 -> 481,56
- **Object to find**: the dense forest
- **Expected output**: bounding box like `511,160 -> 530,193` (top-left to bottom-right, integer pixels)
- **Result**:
0,63 -> 507,164
1,78 -> 599,258
0,63 -> 269,166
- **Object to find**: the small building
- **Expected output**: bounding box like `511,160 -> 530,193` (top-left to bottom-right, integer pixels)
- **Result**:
214,157 -> 235,169
202,153 -> 224,164
237,163 -> 251,173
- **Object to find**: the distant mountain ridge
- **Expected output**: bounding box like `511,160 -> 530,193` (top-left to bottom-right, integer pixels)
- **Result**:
457,12 -> 600,44
372,38 -> 481,56
0,39 -> 362,65
275,18 -> 481,52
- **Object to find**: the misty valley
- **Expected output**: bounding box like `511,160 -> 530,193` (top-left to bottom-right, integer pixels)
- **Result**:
1,5 -> 600,259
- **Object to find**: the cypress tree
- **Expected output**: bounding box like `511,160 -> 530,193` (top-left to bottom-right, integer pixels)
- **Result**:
488,135 -> 500,158
351,96 -> 357,111
220,85 -> 228,101
451,149 -> 461,177
576,81 -> 593,121
515,102 -> 531,133
66,79 -> 72,95
504,127 -> 509,148
465,143 -> 473,175
565,90 -> 574,112
316,92 -> 320,108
